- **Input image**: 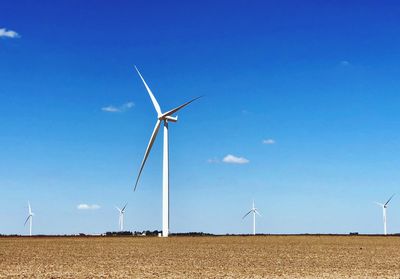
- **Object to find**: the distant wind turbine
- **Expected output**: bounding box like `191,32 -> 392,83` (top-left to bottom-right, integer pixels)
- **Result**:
375,194 -> 395,235
133,66 -> 201,237
243,200 -> 261,235
24,202 -> 34,236
116,203 -> 127,231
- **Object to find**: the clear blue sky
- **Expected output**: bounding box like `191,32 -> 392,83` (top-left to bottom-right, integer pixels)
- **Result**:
1,1 -> 400,235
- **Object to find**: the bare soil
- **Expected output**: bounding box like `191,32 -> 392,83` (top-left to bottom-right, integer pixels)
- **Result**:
0,235 -> 399,278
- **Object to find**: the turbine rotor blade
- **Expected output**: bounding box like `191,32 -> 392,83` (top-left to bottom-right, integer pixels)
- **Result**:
115,206 -> 121,212
122,203 -> 128,212
134,119 -> 162,191
374,202 -> 384,207
24,215 -> 31,226
28,202 -> 31,215
255,210 -> 262,217
385,194 -> 395,206
242,210 -> 252,219
134,66 -> 162,116
160,96 -> 202,119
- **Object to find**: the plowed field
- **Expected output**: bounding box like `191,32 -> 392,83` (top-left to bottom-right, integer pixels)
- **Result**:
1,236 -> 399,278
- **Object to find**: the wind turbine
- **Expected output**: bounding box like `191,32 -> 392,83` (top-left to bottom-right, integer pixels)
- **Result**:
243,200 -> 261,235
24,202 -> 34,236
133,66 -> 200,237
116,203 -> 127,231
375,194 -> 395,235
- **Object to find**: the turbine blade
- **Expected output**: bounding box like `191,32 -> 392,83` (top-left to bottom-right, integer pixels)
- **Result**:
134,66 -> 162,116
28,202 -> 31,215
24,215 -> 30,226
385,194 -> 395,206
115,206 -> 121,212
242,210 -> 252,219
134,119 -> 162,191
161,96 -> 202,118
374,202 -> 384,207
255,210 -> 262,217
122,203 -> 128,212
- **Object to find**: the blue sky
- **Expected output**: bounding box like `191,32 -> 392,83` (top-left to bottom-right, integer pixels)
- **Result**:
1,1 -> 400,235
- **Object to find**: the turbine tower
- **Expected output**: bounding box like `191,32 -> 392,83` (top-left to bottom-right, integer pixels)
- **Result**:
24,202 -> 34,236
375,194 -> 395,235
134,66 -> 200,237
116,203 -> 127,231
243,200 -> 261,235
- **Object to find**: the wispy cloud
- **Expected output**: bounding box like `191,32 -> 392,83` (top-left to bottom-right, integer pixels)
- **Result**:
0,28 -> 20,38
340,60 -> 350,66
101,102 -> 134,113
101,106 -> 120,112
222,154 -> 249,164
207,157 -> 219,164
77,204 -> 100,210
262,139 -> 276,145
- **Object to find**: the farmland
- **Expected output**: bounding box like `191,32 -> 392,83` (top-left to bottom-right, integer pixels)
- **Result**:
1,235 -> 399,278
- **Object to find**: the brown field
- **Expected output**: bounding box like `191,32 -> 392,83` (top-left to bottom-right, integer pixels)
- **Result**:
1,235 -> 400,278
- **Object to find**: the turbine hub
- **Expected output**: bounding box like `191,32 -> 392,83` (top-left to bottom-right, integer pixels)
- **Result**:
161,115 -> 178,122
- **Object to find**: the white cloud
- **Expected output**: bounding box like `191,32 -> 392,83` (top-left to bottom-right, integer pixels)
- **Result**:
0,28 -> 20,38
222,154 -> 249,164
101,101 -> 134,113
340,60 -> 350,66
207,158 -> 219,163
101,106 -> 120,112
123,102 -> 134,109
262,139 -> 275,145
77,204 -> 100,210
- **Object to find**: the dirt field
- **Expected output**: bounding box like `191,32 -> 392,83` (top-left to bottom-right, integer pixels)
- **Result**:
0,235 -> 399,278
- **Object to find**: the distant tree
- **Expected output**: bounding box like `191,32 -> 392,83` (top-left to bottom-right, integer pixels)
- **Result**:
105,231 -> 133,236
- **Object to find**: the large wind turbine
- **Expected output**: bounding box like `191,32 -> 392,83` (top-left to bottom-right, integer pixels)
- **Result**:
116,203 -> 127,231
134,66 -> 200,237
24,202 -> 34,236
243,200 -> 262,235
375,194 -> 395,235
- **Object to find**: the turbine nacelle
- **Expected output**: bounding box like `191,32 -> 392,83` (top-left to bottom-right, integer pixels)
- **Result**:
162,115 -> 178,122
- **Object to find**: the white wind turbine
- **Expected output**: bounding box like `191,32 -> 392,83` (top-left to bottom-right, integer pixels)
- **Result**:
116,203 -> 127,231
24,202 -> 34,236
375,194 -> 395,235
243,200 -> 262,235
134,66 -> 200,237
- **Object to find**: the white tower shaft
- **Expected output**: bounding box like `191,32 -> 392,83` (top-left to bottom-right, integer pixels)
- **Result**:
383,207 -> 387,235
253,211 -> 256,235
120,214 -> 124,231
29,217 -> 32,236
162,121 -> 170,237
